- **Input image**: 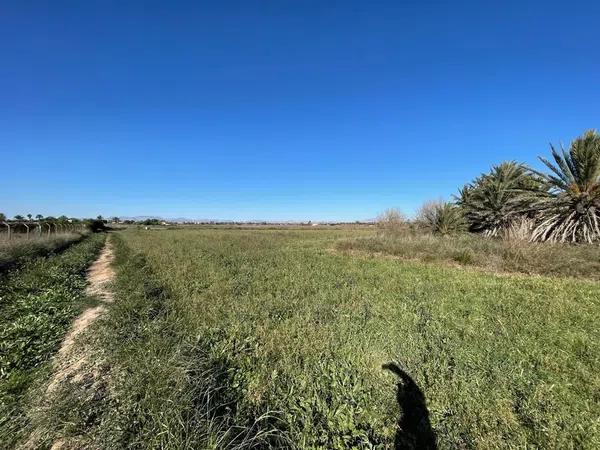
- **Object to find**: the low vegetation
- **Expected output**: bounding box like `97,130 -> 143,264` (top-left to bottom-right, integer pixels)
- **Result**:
336,231 -> 600,280
36,229 -> 600,449
0,234 -> 105,448
0,232 -> 90,272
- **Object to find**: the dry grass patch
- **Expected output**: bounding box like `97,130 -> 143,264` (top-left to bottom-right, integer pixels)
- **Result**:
336,232 -> 600,280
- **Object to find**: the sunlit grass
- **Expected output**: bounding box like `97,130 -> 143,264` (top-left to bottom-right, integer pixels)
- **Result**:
0,232 -> 89,273
337,231 -> 600,280
71,228 -> 600,449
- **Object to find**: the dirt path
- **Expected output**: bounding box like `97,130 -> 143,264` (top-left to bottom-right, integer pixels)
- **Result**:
23,237 -> 115,449
48,238 -> 115,392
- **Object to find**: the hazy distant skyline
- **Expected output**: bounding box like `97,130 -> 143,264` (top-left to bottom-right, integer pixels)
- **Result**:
2,1 -> 599,220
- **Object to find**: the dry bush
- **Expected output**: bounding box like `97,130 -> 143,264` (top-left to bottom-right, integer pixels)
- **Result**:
501,217 -> 535,242
376,208 -> 407,236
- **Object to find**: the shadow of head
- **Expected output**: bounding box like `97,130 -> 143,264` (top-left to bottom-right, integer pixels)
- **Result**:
383,362 -> 437,450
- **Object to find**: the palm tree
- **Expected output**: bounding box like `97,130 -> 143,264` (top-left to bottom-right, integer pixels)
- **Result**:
529,130 -> 600,243
416,200 -> 467,235
456,161 -> 537,236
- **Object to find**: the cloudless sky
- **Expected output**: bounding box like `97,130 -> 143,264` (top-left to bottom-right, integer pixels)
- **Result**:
2,1 -> 599,221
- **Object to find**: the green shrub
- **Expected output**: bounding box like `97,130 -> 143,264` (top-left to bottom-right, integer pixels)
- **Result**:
416,200 -> 467,235
87,220 -> 107,233
457,161 -> 538,236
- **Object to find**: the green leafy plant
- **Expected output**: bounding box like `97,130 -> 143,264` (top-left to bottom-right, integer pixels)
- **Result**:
457,161 -> 537,237
529,130 -> 600,243
416,200 -> 467,235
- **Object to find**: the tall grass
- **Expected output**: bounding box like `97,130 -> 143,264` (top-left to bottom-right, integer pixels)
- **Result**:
49,228 -> 600,449
337,231 -> 600,280
0,232 -> 89,273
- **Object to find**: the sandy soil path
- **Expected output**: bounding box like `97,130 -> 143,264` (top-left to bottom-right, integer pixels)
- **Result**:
49,238 -> 115,392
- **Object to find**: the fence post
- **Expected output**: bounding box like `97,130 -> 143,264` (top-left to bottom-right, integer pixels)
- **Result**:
1,222 -> 10,240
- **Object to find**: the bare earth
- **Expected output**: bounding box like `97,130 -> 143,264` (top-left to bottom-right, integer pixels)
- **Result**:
50,238 -> 114,392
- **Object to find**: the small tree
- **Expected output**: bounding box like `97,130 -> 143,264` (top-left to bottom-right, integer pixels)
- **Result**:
14,214 -> 25,221
0,213 -> 6,222
35,214 -> 43,221
27,214 -> 32,221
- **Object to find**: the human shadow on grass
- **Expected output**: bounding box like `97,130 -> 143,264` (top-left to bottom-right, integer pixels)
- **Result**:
382,362 -> 437,450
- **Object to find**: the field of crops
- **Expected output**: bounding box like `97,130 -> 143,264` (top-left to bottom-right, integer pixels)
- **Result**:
40,227 -> 595,449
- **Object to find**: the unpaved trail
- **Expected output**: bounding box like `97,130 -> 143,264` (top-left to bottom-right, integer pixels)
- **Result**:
48,238 -> 114,392
22,237 -> 115,449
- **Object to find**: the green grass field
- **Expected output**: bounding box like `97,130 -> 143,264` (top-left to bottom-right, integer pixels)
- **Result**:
2,228 -> 599,449
44,227 -> 597,449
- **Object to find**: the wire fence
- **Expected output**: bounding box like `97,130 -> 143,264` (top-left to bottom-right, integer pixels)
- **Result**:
0,221 -> 87,241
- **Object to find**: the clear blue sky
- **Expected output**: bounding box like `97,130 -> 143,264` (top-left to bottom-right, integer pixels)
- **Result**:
2,1 -> 599,221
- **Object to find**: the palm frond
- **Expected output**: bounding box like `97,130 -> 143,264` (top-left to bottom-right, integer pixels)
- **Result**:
529,130 -> 600,243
